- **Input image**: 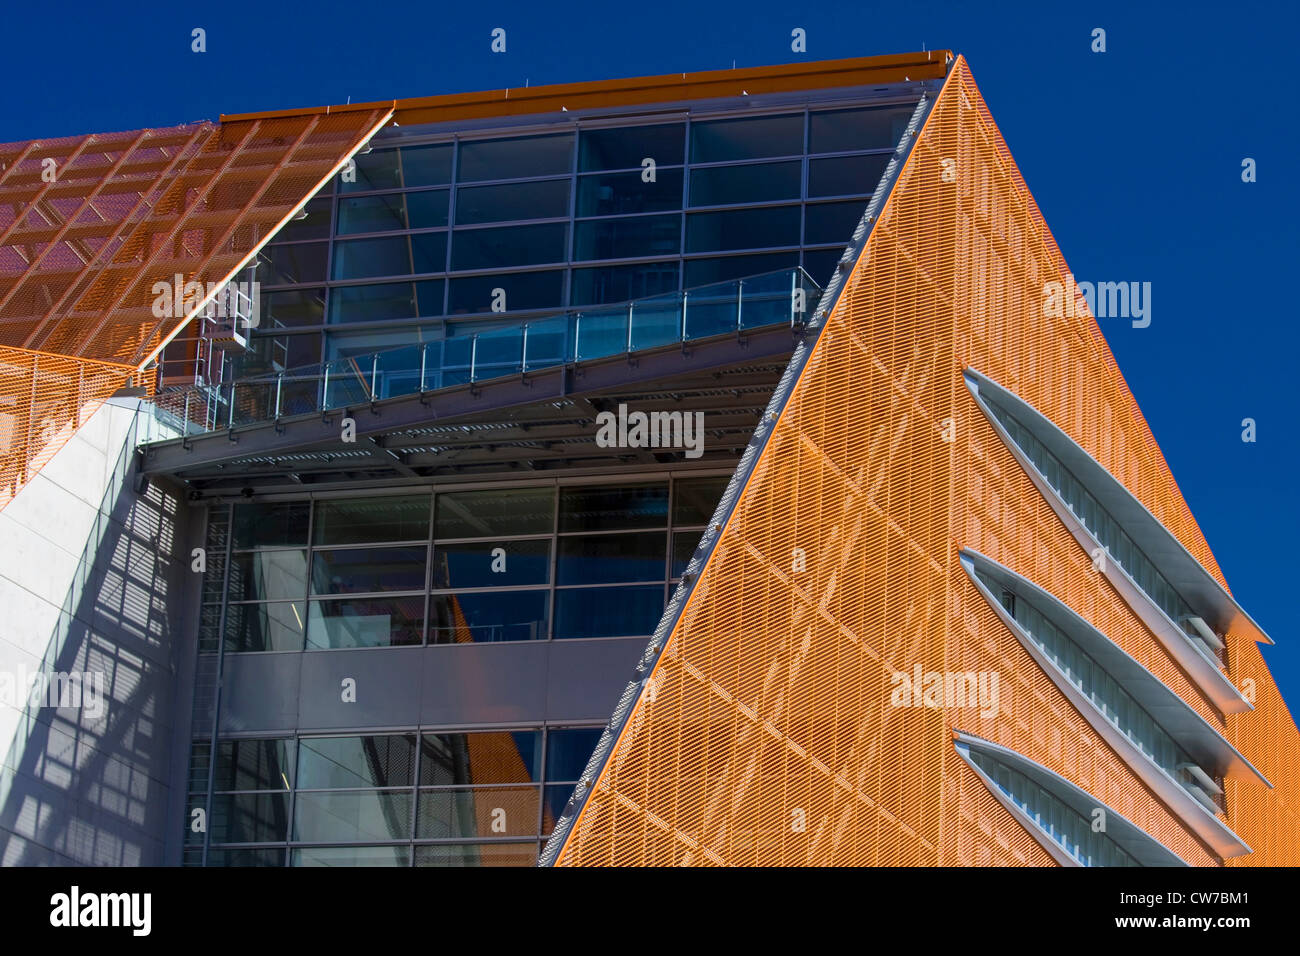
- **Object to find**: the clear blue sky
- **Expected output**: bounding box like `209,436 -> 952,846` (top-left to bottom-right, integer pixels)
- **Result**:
4,0 -> 1297,707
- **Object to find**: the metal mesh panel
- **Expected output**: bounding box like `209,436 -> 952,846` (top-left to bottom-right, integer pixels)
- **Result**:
551,57 -> 1295,867
0,345 -> 138,507
0,108 -> 391,367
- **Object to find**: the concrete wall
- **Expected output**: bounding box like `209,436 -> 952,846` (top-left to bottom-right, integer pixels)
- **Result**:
0,396 -> 192,865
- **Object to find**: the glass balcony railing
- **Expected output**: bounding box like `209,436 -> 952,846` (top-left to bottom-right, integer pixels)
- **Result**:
151,267 -> 821,436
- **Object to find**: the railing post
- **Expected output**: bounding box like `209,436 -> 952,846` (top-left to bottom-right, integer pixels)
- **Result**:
227,382 -> 235,428
736,279 -> 744,331
521,323 -> 530,372
419,343 -> 428,391
573,314 -> 582,361
183,389 -> 191,434
274,373 -> 283,419
470,334 -> 479,383
370,352 -> 379,400
321,362 -> 331,411
626,302 -> 634,353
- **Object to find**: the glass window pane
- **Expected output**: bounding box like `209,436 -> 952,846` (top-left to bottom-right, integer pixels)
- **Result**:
457,134 -> 573,182
433,539 -> 550,589
406,189 -> 450,229
809,105 -> 913,154
673,475 -> 729,525
412,842 -> 536,867
543,783 -> 575,833
427,590 -> 548,643
436,487 -> 554,538
337,194 -> 407,235
214,738 -> 296,791
294,845 -> 409,867
447,270 -> 565,314
689,160 -> 801,206
686,205 -> 800,253
808,154 -> 890,197
332,236 -> 411,280
313,495 -> 431,545
260,288 -> 325,329
801,248 -> 843,287
210,792 -> 289,843
683,251 -> 799,287
450,223 -> 567,271
559,483 -> 668,532
311,547 -> 428,595
671,531 -> 698,578
579,124 -> 685,171
260,242 -> 327,285
545,728 -> 602,781
223,601 -> 305,652
410,233 -> 447,274
233,501 -> 309,548
571,261 -> 679,306
246,331 -> 321,371
274,197 -> 331,242
205,848 -> 286,867
293,790 -> 413,843
306,597 -> 424,648
416,787 -> 539,839
330,282 -> 419,324
227,549 -> 308,603
456,180 -> 570,225
297,735 -> 417,789
690,114 -> 803,163
573,214 -> 680,261
804,200 -> 869,245
557,531 -> 666,584
420,731 -> 541,785
340,149 -> 402,192
554,584 -> 664,638
576,169 -> 683,216
401,144 -> 453,187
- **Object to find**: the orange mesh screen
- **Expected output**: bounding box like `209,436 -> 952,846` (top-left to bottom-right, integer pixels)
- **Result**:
552,57 -> 1296,867
0,107 -> 391,367
0,344 -> 139,507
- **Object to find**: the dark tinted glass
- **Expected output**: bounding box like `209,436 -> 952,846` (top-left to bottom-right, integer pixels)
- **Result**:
689,160 -> 801,206
260,242 -> 327,285
274,197 -> 331,241
233,501 -> 309,548
313,495 -> 430,545
306,597 -> 424,648
804,200 -> 868,245
311,547 -> 428,594
427,590 -> 548,643
686,205 -> 800,253
573,214 -> 680,261
401,144 -> 454,187
297,735 -> 417,788
412,843 -> 536,867
808,153 -> 890,197
457,134 -> 573,182
330,282 -> 419,324
545,728 -> 602,781
570,261 -> 679,306
451,222 -> 566,271
559,483 -> 668,532
420,731 -> 541,784
261,288 -> 325,329
809,105 -> 913,154
337,194 -> 407,235
205,848 -> 286,867
554,584 -> 664,638
340,149 -> 402,192
671,531 -> 699,578
576,169 -> 683,216
295,845 -> 409,866
672,475 -> 729,524
690,114 -> 803,163
557,531 -> 666,584
579,124 -> 685,171
223,601 -> 305,652
214,738 -> 296,791
410,233 -> 447,274
456,180 -> 570,224
446,270 -> 565,314
210,792 -> 290,843
331,236 -> 410,280
433,539 -> 550,589
247,331 -> 321,370
227,549 -> 308,602
801,247 -> 843,286
682,251 -> 799,287
436,487 -> 554,538
406,189 -> 450,228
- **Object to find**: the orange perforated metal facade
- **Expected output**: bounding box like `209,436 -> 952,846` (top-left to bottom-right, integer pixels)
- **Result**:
549,57 -> 1298,867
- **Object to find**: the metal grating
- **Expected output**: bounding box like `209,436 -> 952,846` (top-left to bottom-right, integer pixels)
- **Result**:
547,57 -> 1296,867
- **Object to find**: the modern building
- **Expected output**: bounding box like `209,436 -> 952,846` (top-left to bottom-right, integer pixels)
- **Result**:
0,51 -> 1295,867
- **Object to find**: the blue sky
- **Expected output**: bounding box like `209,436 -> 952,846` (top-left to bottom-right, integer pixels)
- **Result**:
4,0 -> 1297,706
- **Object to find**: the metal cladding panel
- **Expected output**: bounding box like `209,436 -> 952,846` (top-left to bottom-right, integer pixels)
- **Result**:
551,58 -> 1297,866
0,107 -> 391,367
